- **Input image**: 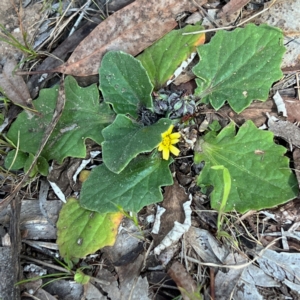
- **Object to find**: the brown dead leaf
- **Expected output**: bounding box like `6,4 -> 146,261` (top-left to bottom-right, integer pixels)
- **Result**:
0,58 -> 33,109
210,98 -> 276,127
217,0 -> 250,18
168,261 -> 198,300
284,98 -> 300,123
107,0 -> 135,11
52,0 -> 203,76
152,180 -> 188,246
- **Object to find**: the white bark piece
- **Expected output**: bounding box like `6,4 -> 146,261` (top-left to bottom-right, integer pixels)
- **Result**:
48,180 -> 66,202
166,52 -> 197,86
0,117 -> 9,133
146,214 -> 155,223
154,199 -> 192,255
72,150 -> 100,182
273,91 -> 287,117
151,206 -> 166,234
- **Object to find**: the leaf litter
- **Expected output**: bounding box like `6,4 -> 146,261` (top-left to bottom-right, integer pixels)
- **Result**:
50,0 -> 203,76
0,58 -> 33,109
1,0 -> 300,299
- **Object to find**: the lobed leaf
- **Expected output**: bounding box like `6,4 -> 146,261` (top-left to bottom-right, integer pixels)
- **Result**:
5,76 -> 115,165
100,51 -> 153,118
102,115 -> 172,173
193,24 -> 285,113
194,121 -> 298,213
80,155 -> 173,213
57,197 -> 123,259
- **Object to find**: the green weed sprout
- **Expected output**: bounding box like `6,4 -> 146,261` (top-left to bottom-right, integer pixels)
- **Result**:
210,165 -> 232,240
0,24 -> 38,61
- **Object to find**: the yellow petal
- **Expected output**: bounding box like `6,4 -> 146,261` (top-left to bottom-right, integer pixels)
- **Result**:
161,131 -> 168,138
169,145 -> 180,156
171,138 -> 180,144
167,125 -> 174,135
158,143 -> 164,151
162,148 -> 170,160
170,132 -> 181,139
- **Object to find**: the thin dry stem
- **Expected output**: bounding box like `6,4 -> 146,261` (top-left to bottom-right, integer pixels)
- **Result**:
183,0 -> 278,36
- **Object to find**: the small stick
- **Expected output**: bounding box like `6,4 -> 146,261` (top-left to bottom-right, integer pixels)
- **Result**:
210,267 -> 215,300
69,0 -> 92,36
182,0 -> 278,36
295,72 -> 300,101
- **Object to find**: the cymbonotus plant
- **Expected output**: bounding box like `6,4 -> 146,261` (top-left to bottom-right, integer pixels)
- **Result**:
3,23 -> 298,261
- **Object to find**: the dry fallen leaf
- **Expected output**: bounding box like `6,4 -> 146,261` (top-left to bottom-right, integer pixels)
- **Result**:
168,261 -> 198,300
210,98 -> 276,127
52,0 -> 204,76
0,58 -> 33,109
267,114 -> 300,148
152,180 -> 188,246
284,98 -> 300,123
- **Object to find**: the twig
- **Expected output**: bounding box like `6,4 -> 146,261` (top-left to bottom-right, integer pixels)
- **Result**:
209,267 -> 215,300
69,0 -> 92,36
192,0 -> 220,28
183,0 -> 278,35
295,72 -> 300,101
20,255 -> 70,273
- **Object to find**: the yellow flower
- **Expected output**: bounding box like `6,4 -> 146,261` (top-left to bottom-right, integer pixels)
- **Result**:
158,125 -> 181,160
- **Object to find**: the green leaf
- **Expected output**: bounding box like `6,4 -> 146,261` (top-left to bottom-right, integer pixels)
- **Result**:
193,24 -> 285,113
74,270 -> 90,285
194,121 -> 298,213
102,115 -> 172,173
24,153 -> 38,177
36,156 -> 49,176
56,198 -> 123,259
137,24 -> 205,90
23,154 -> 49,177
4,149 -> 48,176
7,86 -> 59,158
80,155 -> 173,213
4,149 -> 28,170
6,76 -> 115,163
99,51 -> 153,118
